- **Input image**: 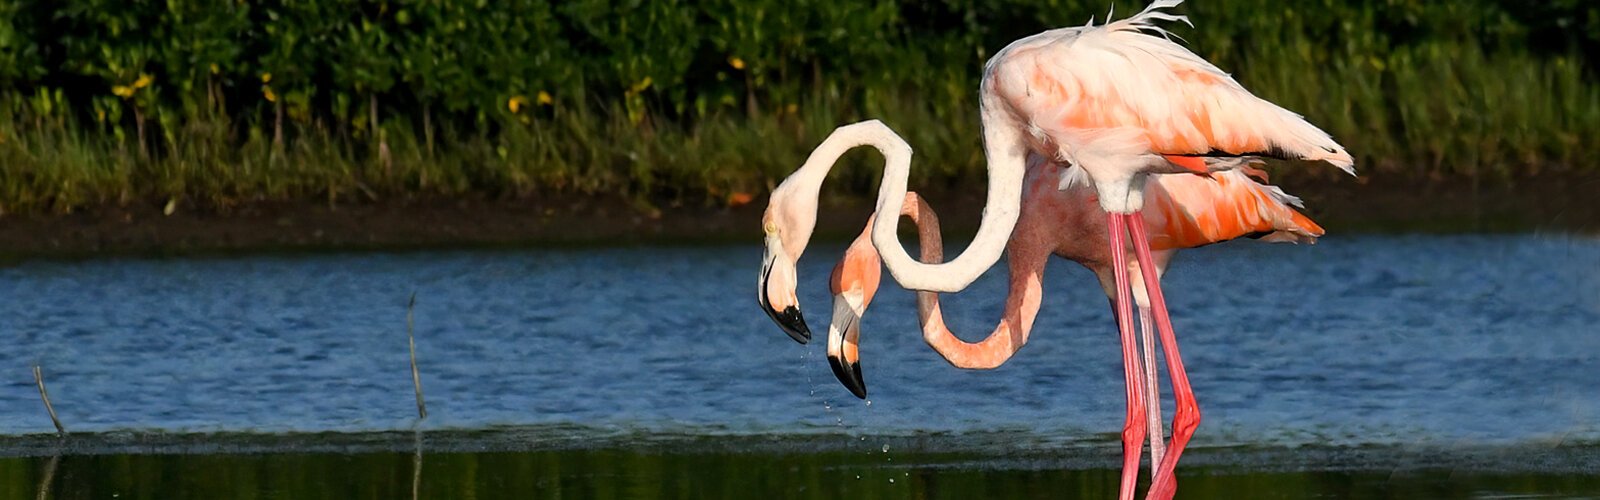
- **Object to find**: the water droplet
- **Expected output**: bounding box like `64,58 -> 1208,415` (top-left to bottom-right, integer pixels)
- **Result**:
855,475 -> 861,480
889,478 -> 896,484
864,400 -> 872,406
882,444 -> 890,453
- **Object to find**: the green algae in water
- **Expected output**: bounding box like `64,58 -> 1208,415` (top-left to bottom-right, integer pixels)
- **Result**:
3,438 -> 1599,500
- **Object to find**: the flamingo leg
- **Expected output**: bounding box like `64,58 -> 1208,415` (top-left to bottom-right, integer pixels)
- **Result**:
1140,305 -> 1165,477
1106,213 -> 1147,500
1124,212 -> 1200,500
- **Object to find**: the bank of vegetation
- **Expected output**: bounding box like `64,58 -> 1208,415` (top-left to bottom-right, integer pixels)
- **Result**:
1,0 -> 1595,214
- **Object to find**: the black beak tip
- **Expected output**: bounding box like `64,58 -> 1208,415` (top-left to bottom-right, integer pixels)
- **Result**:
828,354 -> 867,400
773,306 -> 811,344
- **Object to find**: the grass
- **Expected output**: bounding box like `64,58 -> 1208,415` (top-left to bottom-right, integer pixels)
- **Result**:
0,41 -> 1595,217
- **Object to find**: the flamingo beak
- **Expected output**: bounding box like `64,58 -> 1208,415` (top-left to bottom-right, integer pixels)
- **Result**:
827,293 -> 867,399
759,239 -> 810,344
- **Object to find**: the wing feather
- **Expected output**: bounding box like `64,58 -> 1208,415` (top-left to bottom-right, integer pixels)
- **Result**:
984,0 -> 1354,176
1144,169 -> 1324,250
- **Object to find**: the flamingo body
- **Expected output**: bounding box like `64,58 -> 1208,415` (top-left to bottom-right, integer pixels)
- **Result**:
982,1 -> 1352,214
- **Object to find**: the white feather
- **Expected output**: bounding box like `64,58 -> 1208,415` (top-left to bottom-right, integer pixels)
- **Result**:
982,0 -> 1356,196
1214,169 -> 1306,209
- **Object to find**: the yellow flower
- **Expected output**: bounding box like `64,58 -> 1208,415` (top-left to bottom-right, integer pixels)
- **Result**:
133,73 -> 153,89
210,63 -> 220,75
728,56 -> 745,70
263,86 -> 277,103
112,85 -> 135,98
536,91 -> 553,106
261,72 -> 272,84
508,95 -> 529,113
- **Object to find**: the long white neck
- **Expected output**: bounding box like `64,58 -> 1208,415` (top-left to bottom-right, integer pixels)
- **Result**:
870,103 -> 1027,293
771,129 -> 847,260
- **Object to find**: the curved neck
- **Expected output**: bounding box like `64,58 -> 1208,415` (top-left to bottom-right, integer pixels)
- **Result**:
921,308 -> 1029,370
906,197 -> 1041,370
871,105 -> 1027,293
772,126 -> 864,260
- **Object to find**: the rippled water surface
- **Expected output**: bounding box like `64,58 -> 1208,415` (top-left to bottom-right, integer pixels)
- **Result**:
2,235 -> 1598,498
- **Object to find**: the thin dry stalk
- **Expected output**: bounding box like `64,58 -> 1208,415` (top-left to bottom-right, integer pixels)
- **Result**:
408,292 -> 427,420
32,366 -> 65,437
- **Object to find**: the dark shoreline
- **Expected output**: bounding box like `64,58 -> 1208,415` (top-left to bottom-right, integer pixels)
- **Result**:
2,172 -> 1596,262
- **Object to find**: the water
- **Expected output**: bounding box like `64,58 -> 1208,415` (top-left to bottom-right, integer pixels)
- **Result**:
2,235 -> 1598,497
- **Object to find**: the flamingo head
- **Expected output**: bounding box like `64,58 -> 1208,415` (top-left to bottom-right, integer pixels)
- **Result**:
824,219 -> 883,400
758,186 -> 818,344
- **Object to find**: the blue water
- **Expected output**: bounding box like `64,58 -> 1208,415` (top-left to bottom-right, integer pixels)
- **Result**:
2,235 -> 1597,451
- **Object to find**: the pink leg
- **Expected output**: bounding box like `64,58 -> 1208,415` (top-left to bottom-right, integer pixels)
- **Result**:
1106,213 -> 1147,500
1124,212 -> 1201,500
1140,306 -> 1165,477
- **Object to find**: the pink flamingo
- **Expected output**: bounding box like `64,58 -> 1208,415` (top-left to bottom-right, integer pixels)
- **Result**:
760,2 -> 1350,498
761,1 -> 1350,496
825,153 -> 1322,488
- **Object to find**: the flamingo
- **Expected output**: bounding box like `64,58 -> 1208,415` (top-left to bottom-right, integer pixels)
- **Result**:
824,153 -> 1322,487
759,2 -> 1351,498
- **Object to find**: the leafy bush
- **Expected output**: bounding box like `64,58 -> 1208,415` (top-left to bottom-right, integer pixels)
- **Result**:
0,0 -> 1595,214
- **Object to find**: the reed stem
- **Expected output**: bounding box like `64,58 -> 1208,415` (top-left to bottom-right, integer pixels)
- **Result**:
32,365 -> 65,437
408,292 -> 427,420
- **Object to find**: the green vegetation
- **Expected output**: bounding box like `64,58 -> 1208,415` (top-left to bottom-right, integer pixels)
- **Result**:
1,0 -> 1596,214
4,443 -> 1600,499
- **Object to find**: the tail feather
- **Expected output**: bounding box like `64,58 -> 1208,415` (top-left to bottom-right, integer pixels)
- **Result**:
1106,0 -> 1193,40
1144,169 -> 1323,250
